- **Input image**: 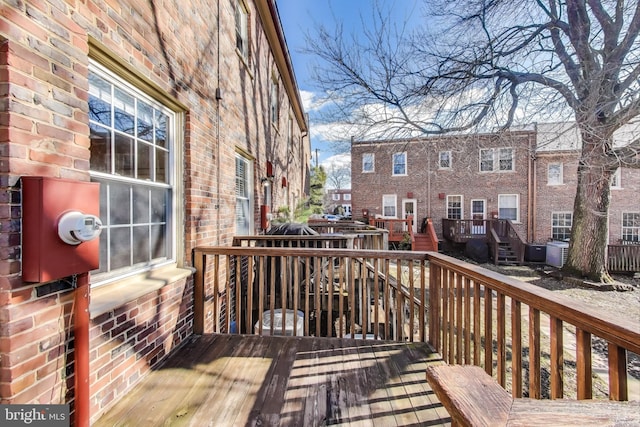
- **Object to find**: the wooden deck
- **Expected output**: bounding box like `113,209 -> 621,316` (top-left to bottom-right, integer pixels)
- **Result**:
94,334 -> 450,426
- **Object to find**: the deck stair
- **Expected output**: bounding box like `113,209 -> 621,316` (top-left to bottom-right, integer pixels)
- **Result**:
496,241 -> 519,265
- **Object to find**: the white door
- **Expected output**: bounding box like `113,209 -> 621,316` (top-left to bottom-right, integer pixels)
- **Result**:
471,199 -> 486,235
402,199 -> 417,234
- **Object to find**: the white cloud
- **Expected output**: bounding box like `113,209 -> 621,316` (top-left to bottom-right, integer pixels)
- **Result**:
320,153 -> 351,169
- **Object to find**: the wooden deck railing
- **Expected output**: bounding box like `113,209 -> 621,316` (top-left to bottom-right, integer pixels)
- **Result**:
608,244 -> 640,272
368,216 -> 414,248
193,247 -> 428,342
192,246 -> 640,401
428,252 -> 640,401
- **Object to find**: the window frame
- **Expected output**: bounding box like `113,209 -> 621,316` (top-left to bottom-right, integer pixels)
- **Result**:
382,194 -> 397,218
498,194 -> 519,222
88,61 -> 179,286
343,193 -> 351,201
438,151 -> 452,169
362,153 -> 375,173
547,162 -> 563,185
270,74 -> 279,127
611,168 -> 622,189
622,212 -> 640,242
479,147 -> 515,172
446,195 -> 463,220
235,153 -> 254,236
392,152 -> 407,176
235,0 -> 249,60
551,211 -> 572,241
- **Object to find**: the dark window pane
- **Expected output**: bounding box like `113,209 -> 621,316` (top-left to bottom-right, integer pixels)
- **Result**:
133,187 -> 150,224
114,134 -> 134,177
151,224 -> 167,259
90,123 -> 111,173
156,148 -> 167,183
137,101 -> 154,142
110,227 -> 131,269
150,188 -> 168,223
110,182 -> 131,225
133,225 -> 149,264
155,112 -> 167,148
137,142 -> 152,180
114,88 -> 135,134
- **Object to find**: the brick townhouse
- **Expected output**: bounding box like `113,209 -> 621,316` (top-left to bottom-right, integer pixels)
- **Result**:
351,123 -> 639,245
325,188 -> 352,216
0,0 -> 309,424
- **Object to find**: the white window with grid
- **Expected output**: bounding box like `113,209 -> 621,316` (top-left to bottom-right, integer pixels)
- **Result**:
498,194 -> 519,222
236,154 -> 253,235
362,153 -> 374,172
382,194 -> 397,218
392,152 -> 407,175
622,212 -> 640,242
551,212 -> 572,241
446,195 -> 463,219
548,163 -> 563,185
235,0 -> 249,59
480,148 -> 514,172
89,63 -> 176,282
439,151 -> 451,169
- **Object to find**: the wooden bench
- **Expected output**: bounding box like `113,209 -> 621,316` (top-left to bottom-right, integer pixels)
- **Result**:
426,365 -> 640,427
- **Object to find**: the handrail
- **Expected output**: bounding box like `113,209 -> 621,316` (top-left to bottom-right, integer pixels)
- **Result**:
193,246 -> 430,343
428,251 -> 639,401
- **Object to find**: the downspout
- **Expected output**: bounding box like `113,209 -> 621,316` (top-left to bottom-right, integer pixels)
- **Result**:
74,272 -> 90,427
529,124 -> 537,242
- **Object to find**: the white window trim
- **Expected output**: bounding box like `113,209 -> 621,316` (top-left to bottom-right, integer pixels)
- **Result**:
611,168 -> 622,189
622,212 -> 640,242
362,153 -> 375,173
446,195 -> 464,219
235,0 -> 249,60
382,194 -> 398,218
498,194 -> 520,223
551,211 -> 572,241
547,162 -> 564,185
438,150 -> 452,169
392,152 -> 407,176
479,147 -> 515,172
88,60 -> 184,288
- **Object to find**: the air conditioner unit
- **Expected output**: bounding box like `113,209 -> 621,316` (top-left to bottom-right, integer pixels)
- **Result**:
546,241 -> 569,268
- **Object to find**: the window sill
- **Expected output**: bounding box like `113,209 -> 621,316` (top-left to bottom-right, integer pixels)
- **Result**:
90,264 -> 195,319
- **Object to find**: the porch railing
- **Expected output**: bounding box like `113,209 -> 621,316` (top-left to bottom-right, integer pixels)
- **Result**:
368,216 -> 414,249
608,244 -> 640,272
429,253 -> 639,401
192,246 -> 640,401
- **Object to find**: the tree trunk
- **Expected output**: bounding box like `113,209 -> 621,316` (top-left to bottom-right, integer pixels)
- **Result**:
564,131 -> 614,283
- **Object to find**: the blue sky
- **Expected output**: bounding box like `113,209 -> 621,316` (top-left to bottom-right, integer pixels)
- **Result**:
275,0 -> 421,168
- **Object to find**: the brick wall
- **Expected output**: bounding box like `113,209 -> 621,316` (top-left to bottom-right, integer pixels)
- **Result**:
351,132 -> 534,239
0,0 -> 308,423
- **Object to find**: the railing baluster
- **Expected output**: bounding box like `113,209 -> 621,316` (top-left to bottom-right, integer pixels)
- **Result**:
258,256 -> 264,336
576,328 -> 593,399
269,256 -> 276,336
456,272 -> 463,364
247,256 -> 254,335
327,255 -> 334,337
550,316 -> 564,399
226,255 -> 232,333
280,256 -> 287,336
448,270 -> 455,363
235,255 -> 242,334
193,250 -> 205,335
292,256 -> 299,336
338,257 -> 345,338
428,264 -> 441,350
396,259 -> 403,341
473,281 -> 481,366
464,277 -> 471,364
384,258 -> 390,340
484,286 -> 493,375
363,256 -> 370,337
529,307 -> 541,398
511,299 -> 522,397
304,256 -> 310,336
409,260 -> 415,342
442,267 -> 449,362
314,256 -> 321,337
373,258 -> 380,339
497,291 -> 506,387
350,257 -> 356,337
608,343 -> 628,401
419,260 -> 426,342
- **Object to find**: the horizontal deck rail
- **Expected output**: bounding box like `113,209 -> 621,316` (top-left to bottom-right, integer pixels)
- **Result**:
428,252 -> 640,401
193,247 -> 429,343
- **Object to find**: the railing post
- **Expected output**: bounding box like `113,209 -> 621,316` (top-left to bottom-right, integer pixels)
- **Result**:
608,343 -> 628,401
193,249 -> 205,335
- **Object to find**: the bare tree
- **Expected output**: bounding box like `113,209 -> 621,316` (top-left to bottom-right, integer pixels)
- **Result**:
325,162 -> 351,190
307,0 -> 640,282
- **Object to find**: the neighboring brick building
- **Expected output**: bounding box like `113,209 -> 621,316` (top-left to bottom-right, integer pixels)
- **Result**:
325,188 -> 352,216
351,123 -> 639,245
0,0 -> 309,423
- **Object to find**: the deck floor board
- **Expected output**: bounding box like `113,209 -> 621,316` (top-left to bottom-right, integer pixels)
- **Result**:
94,334 -> 447,427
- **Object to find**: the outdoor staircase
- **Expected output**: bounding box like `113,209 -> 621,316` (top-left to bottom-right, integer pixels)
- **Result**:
496,241 -> 519,265
414,233 -> 438,251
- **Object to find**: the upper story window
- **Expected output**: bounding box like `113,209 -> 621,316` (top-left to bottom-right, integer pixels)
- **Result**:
270,76 -> 279,126
332,193 -> 340,201
622,212 -> 639,242
480,148 -> 514,172
439,151 -> 451,169
235,154 -> 253,235
611,168 -> 622,189
343,194 -> 351,201
362,153 -> 374,173
552,212 -> 572,241
446,195 -> 463,219
548,163 -> 563,185
89,63 -> 176,282
498,194 -> 519,222
392,152 -> 407,175
235,0 -> 249,60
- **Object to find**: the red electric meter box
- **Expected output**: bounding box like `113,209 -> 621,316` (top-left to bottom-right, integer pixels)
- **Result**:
22,177 -> 101,283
